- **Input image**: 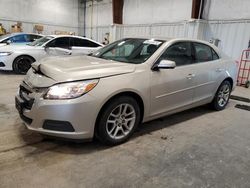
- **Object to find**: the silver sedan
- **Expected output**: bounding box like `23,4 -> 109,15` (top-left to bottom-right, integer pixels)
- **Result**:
15,38 -> 238,145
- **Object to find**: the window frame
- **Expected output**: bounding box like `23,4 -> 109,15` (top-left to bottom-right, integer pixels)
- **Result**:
192,42 -> 220,63
27,34 -> 42,42
154,41 -> 195,68
3,34 -> 27,43
71,37 -> 101,48
152,41 -> 221,70
46,37 -> 71,49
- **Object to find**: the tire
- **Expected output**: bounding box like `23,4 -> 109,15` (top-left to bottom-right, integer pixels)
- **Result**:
211,80 -> 232,111
13,56 -> 35,74
245,81 -> 250,88
95,96 -> 141,145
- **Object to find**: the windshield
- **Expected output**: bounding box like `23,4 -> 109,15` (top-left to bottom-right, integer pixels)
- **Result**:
0,34 -> 12,41
28,36 -> 54,46
91,38 -> 164,64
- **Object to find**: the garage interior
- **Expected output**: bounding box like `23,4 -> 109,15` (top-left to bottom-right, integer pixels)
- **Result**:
0,0 -> 250,187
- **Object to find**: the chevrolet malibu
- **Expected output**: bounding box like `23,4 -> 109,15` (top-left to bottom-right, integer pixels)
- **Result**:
15,38 -> 237,145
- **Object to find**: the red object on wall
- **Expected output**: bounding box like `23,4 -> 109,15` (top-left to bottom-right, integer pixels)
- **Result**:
237,49 -> 250,87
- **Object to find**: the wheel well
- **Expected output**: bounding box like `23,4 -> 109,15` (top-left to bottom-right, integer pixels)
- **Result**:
13,55 -> 36,64
223,77 -> 233,89
95,91 -> 145,131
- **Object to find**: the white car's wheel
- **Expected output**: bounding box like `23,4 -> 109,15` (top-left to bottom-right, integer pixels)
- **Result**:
13,56 -> 35,74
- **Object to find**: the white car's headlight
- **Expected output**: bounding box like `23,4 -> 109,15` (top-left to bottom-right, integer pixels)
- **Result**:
44,79 -> 99,100
0,52 -> 12,56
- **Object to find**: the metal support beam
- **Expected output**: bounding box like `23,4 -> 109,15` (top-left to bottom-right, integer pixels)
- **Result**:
112,0 -> 123,24
192,0 -> 204,19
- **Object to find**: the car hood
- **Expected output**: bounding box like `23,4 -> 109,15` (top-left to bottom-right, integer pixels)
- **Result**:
30,55 -> 136,85
0,43 -> 7,47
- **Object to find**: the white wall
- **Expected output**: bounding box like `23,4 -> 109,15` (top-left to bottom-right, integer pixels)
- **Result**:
123,0 -> 192,24
85,0 -> 112,27
78,0 -> 112,42
0,0 -> 79,34
203,0 -> 250,20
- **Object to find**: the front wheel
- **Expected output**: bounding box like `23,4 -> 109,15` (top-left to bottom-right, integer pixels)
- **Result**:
96,96 -> 141,145
211,80 -> 232,111
13,56 -> 35,74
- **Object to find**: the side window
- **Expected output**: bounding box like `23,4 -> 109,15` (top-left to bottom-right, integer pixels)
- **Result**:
2,38 -> 10,43
10,35 -> 27,43
73,38 -> 100,48
159,42 -> 193,66
47,37 -> 70,49
27,34 -> 42,42
193,43 -> 213,63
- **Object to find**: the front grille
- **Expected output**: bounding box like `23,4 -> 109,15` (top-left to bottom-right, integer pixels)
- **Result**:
15,96 -> 33,125
19,83 -> 34,110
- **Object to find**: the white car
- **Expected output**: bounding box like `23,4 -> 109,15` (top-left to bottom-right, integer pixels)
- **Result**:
0,35 -> 103,74
0,33 -> 43,46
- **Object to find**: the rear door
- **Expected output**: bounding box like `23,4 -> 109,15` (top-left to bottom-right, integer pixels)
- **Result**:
71,38 -> 102,55
191,42 -> 221,103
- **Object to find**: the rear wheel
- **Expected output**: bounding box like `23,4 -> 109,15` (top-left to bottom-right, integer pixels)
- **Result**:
245,81 -> 250,88
96,96 -> 141,145
13,56 -> 35,74
211,80 -> 232,111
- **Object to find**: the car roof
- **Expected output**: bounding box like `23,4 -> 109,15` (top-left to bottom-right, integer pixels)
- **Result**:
46,35 -> 103,46
6,33 -> 43,36
123,37 -> 217,49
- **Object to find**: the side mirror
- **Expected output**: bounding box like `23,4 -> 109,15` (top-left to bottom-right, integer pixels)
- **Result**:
6,40 -> 11,45
153,60 -> 176,71
44,45 -> 50,52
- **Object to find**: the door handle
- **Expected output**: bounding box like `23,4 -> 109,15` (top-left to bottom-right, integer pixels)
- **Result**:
216,68 -> 223,72
64,51 -> 72,55
186,74 -> 195,79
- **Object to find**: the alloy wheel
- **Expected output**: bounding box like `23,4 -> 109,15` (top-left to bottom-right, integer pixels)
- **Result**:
217,84 -> 230,107
106,103 -> 136,140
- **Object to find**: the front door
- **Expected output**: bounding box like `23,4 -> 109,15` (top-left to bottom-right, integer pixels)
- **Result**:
45,37 -> 72,56
150,42 -> 196,116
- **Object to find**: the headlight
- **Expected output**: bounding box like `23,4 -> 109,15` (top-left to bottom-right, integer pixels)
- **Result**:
44,79 -> 99,99
0,52 -> 12,56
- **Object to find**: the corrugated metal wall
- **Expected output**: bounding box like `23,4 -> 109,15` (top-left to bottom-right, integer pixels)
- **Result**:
86,20 -> 250,61
203,20 -> 250,60
85,26 -> 110,43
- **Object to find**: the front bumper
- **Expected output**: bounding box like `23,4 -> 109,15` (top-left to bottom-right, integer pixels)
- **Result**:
0,56 -> 14,70
15,82 -> 99,140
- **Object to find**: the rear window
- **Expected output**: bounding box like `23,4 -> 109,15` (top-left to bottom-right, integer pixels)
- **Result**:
72,38 -> 101,48
193,42 -> 220,63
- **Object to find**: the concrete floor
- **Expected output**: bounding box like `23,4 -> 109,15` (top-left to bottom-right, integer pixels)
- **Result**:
0,71 -> 250,188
